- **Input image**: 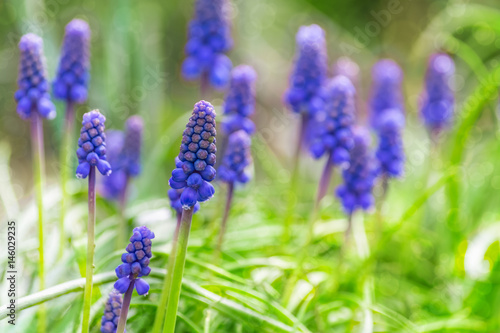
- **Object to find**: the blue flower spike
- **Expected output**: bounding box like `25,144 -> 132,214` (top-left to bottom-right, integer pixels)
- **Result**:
76,109 -> 112,179
219,130 -> 252,184
15,33 -> 56,120
100,290 -> 123,333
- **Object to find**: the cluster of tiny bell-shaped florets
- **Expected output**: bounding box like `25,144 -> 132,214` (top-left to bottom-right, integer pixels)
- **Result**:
309,75 -> 356,165
15,33 -> 56,120
336,128 -> 380,214
420,53 -> 455,132
375,109 -> 405,178
369,59 -> 404,129
169,101 -> 217,209
121,115 -> 143,176
76,110 -> 112,178
114,226 -> 155,296
100,289 -> 123,333
222,65 -> 257,135
53,19 -> 91,104
99,131 -> 126,200
218,130 -> 252,184
285,24 -> 327,117
182,0 -> 233,89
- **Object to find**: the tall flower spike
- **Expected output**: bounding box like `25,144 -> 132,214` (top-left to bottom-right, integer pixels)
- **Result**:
53,19 -> 91,104
309,75 -> 355,165
76,110 -> 111,178
114,226 -> 155,296
285,24 -> 327,117
420,53 -> 455,132
122,115 -> 143,176
100,131 -> 126,200
169,101 -> 217,209
369,59 -> 404,129
336,128 -> 379,214
182,0 -> 233,89
222,65 -> 257,135
218,130 -> 252,184
15,33 -> 56,120
100,290 -> 123,333
376,109 -> 405,178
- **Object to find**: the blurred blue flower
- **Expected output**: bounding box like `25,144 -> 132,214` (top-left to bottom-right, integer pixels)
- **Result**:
169,101 -> 217,209
218,130 -> 252,184
420,53 -> 455,132
100,289 -> 122,333
53,19 -> 91,104
182,0 -> 233,89
336,128 -> 379,214
76,110 -> 111,178
375,109 -> 405,177
15,33 -> 56,120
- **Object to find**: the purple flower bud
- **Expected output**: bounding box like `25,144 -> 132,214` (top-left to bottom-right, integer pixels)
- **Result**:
15,34 -> 55,120
285,25 -> 327,116
53,19 -> 91,104
114,226 -> 154,294
309,75 -> 355,163
76,110 -> 111,178
170,101 -> 217,208
420,53 -> 455,132
369,59 -> 404,129
222,65 -> 257,135
218,130 -> 252,184
100,290 -> 123,333
182,0 -> 233,89
336,128 -> 379,214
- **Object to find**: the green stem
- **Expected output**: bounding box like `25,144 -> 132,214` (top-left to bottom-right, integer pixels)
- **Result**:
117,176 -> 130,249
31,112 -> 46,333
116,278 -> 135,333
59,102 -> 75,259
162,206 -> 194,333
152,212 -> 182,333
81,166 -> 96,333
216,182 -> 234,257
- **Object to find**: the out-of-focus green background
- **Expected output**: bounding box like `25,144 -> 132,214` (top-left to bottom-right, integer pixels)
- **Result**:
2,0 -> 500,332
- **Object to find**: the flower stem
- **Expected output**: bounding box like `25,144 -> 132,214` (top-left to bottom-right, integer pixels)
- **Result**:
31,112 -> 46,333
201,71 -> 210,100
216,182 -> 234,257
116,278 -> 135,333
117,176 -> 130,249
162,206 -> 194,333
152,212 -> 182,333
315,153 -> 334,206
59,102 -> 75,259
81,166 -> 96,333
283,114 -> 308,243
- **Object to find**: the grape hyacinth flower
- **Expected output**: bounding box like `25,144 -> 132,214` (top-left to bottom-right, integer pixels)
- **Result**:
182,0 -> 233,93
420,53 -> 455,135
376,109 -> 405,179
100,131 -> 126,201
309,75 -> 356,205
222,65 -> 257,135
336,128 -> 379,215
154,101 -> 217,333
333,57 -> 364,122
77,109 -> 111,333
369,59 -> 404,130
53,19 -> 90,104
15,34 -> 56,120
217,130 -> 252,252
100,290 -> 123,333
114,226 -> 155,333
15,32 -> 56,333
53,19 -> 91,258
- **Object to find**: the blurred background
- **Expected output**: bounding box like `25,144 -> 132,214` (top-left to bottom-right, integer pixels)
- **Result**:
2,0 -> 500,332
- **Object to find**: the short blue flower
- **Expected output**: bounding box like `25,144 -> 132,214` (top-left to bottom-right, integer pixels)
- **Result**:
420,53 -> 455,131
100,289 -> 122,333
53,19 -> 91,104
218,130 -> 252,184
222,65 -> 257,135
309,75 -> 355,165
76,109 -> 112,178
15,33 -> 56,120
114,226 -> 155,296
182,0 -> 233,89
169,101 -> 217,209
284,24 -> 327,117
336,128 -> 379,214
